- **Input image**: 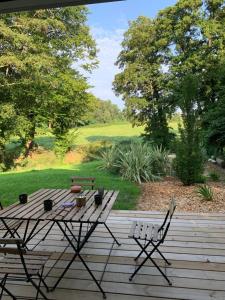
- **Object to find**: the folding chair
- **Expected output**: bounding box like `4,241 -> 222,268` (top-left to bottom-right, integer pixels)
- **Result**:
0,201 -> 24,240
0,238 -> 50,300
71,176 -> 96,190
129,198 -> 176,285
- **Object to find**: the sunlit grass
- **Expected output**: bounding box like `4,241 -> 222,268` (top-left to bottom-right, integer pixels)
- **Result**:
0,160 -> 140,210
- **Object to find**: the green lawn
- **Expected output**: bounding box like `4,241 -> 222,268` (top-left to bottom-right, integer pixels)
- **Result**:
0,161 -> 140,210
35,122 -> 144,150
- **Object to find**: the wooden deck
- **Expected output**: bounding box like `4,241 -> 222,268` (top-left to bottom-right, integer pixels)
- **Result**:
2,210 -> 225,300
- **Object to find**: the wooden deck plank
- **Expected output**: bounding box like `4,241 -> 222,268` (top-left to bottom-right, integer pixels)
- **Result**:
1,209 -> 225,300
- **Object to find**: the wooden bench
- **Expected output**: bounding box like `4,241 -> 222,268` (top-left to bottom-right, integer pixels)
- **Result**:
71,176 -> 96,190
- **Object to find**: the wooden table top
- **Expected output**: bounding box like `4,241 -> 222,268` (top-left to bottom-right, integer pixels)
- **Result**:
0,189 -> 119,224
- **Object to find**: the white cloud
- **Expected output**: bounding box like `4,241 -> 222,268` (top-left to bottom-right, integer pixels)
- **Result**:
87,27 -> 125,109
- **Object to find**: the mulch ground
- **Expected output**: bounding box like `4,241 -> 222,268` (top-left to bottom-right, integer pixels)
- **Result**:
137,163 -> 225,214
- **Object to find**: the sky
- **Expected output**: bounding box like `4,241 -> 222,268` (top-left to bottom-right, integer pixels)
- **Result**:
85,0 -> 177,108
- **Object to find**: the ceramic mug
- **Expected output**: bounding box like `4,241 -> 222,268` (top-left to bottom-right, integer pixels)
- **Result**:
19,194 -> 28,204
44,199 -> 53,212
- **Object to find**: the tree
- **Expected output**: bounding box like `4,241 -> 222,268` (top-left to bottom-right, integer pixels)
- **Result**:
84,98 -> 123,124
113,17 -> 174,149
173,75 -> 205,186
114,0 -> 225,154
202,63 -> 225,156
0,7 -> 97,165
156,0 -> 225,112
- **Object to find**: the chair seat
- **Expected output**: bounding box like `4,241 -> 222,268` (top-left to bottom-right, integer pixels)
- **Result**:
129,221 -> 161,241
0,251 -> 51,276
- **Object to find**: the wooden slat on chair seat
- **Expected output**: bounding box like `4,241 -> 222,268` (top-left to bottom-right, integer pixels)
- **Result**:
0,251 -> 50,275
129,221 -> 137,238
152,224 -> 160,242
146,224 -> 153,240
129,222 -> 160,241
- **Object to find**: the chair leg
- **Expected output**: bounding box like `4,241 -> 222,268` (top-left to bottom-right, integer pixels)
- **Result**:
135,240 -> 171,265
149,256 -> 172,286
38,268 -> 49,292
134,240 -> 151,261
0,274 -> 16,300
30,271 -> 49,300
130,238 -> 172,286
152,241 -> 171,265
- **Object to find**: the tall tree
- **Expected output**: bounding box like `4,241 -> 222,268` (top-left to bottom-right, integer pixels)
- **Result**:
0,7 -> 97,163
173,74 -> 205,186
113,17 -> 174,148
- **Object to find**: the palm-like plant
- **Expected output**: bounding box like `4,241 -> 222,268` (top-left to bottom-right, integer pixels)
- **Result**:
99,141 -> 170,183
197,185 -> 214,201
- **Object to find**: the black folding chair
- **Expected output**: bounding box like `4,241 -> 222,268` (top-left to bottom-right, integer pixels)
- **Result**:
129,198 -> 176,285
0,238 -> 50,300
0,201 -> 24,240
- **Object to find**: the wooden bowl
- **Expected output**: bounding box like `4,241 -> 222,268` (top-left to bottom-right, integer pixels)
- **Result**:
71,185 -> 82,193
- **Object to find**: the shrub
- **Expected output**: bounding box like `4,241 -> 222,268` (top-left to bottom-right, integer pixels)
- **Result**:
54,129 -> 78,158
99,141 -> 170,183
173,128 -> 205,186
197,185 -> 214,201
195,175 -> 207,184
209,172 -> 220,181
80,141 -> 112,162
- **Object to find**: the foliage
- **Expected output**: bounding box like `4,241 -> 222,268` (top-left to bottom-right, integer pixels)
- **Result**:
197,185 -> 214,201
173,75 -> 205,186
78,141 -> 112,162
0,7 -> 97,166
208,172 -> 220,182
113,16 -> 173,149
54,129 -> 78,158
82,97 -> 124,125
114,0 -> 225,155
0,161 -> 140,210
202,64 -> 225,156
99,141 -> 170,183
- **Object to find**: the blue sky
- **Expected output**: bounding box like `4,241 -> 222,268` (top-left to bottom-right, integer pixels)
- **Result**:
85,0 -> 177,108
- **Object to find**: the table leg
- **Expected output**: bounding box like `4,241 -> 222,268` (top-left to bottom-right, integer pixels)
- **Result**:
103,223 -> 121,246
51,221 -> 106,298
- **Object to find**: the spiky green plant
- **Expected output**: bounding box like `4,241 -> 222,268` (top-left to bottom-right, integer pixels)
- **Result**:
197,185 -> 214,201
99,141 -> 170,183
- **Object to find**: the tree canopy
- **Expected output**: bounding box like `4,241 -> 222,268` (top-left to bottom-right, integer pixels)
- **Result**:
0,7 -> 97,167
114,0 -> 225,151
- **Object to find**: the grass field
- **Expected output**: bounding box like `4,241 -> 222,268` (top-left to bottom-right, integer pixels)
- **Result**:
0,161 -> 140,210
35,122 -> 145,150
2,119 -> 180,209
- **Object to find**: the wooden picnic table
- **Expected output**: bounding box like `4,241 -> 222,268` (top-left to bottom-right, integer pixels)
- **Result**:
0,189 -> 120,298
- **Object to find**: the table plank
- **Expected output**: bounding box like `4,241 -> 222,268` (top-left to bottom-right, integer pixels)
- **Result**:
0,189 -> 50,218
63,190 -> 96,222
88,191 -> 114,222
99,191 -> 119,223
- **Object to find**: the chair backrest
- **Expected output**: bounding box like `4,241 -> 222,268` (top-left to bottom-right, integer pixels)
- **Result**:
71,176 -> 96,190
169,197 -> 176,220
159,197 -> 176,231
0,238 -> 29,277
161,221 -> 172,243
0,238 -> 25,254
